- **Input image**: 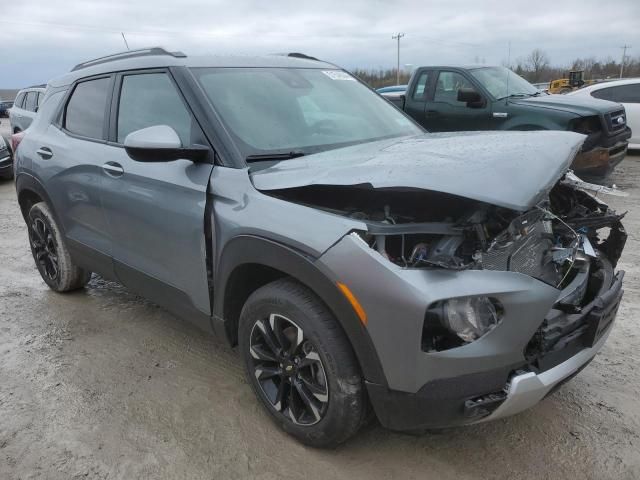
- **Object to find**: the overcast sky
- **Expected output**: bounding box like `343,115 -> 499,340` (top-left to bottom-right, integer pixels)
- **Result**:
1,0 -> 638,87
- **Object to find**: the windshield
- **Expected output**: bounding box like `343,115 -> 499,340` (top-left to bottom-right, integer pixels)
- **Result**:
192,67 -> 422,159
470,66 -> 539,99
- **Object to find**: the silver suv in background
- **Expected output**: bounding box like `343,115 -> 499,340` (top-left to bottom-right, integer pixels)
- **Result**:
13,48 -> 627,447
9,85 -> 46,133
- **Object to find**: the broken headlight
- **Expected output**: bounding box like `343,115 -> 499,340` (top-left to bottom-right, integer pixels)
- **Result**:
426,296 -> 503,344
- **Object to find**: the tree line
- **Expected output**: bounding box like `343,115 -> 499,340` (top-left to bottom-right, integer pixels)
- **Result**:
352,49 -> 640,88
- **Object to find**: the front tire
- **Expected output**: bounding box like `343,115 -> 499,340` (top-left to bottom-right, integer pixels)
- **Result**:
27,202 -> 92,292
239,278 -> 367,447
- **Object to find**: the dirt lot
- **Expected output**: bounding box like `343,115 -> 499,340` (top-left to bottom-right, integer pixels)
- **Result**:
1,123 -> 639,479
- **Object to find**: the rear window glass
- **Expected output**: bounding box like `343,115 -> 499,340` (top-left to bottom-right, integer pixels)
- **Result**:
65,77 -> 111,140
24,92 -> 38,112
15,93 -> 26,108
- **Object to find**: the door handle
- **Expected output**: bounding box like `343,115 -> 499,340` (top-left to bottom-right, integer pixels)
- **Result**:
425,110 -> 440,118
36,147 -> 53,159
102,162 -> 124,176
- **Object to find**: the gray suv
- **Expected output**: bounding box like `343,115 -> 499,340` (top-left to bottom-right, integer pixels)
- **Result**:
13,48 -> 627,447
9,85 -> 46,133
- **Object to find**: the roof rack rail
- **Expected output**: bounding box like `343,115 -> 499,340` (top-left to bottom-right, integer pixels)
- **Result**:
286,52 -> 320,61
27,84 -> 47,89
71,47 -> 186,72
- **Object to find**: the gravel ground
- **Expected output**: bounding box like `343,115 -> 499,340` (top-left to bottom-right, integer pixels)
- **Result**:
1,124 -> 639,478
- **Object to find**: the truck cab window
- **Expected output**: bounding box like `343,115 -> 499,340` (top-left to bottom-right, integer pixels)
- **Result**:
434,72 -> 473,105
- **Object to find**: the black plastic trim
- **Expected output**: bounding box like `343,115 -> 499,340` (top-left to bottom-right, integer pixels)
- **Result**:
366,364 -> 517,431
214,235 -> 387,385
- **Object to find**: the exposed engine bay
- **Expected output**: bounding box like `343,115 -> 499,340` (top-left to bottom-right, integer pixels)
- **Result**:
267,171 -> 627,356
269,172 -> 626,288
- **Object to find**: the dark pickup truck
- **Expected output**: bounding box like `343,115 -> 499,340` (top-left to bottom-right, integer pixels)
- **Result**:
383,66 -> 631,179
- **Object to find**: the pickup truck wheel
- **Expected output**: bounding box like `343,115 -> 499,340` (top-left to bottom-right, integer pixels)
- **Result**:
239,278 -> 367,447
27,202 -> 92,292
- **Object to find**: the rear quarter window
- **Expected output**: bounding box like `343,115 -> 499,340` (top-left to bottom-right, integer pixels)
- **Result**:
14,92 -> 26,108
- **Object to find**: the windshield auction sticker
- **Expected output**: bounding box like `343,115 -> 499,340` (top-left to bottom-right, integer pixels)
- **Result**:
322,71 -> 356,81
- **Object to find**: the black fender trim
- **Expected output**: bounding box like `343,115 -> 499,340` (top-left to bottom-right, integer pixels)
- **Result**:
15,173 -> 62,228
214,235 -> 387,386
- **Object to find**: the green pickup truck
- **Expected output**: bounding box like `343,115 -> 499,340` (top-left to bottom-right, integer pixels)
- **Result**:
383,66 -> 631,179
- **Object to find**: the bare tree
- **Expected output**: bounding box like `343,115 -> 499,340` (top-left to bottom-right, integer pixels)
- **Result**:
526,49 -> 550,82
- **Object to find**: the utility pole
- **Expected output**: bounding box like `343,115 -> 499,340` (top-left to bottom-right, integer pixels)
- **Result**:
392,33 -> 405,85
620,45 -> 631,78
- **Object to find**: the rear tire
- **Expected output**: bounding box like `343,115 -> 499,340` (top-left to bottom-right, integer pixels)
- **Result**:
239,278 -> 367,447
27,202 -> 92,292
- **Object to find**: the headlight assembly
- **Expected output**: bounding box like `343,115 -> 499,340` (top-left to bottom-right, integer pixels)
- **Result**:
423,296 -> 503,351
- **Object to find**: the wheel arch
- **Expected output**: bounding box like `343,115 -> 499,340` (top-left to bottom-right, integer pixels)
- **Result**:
214,235 -> 387,385
15,173 -> 61,229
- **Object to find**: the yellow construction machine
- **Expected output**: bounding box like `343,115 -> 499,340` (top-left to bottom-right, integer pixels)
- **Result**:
548,70 -> 597,94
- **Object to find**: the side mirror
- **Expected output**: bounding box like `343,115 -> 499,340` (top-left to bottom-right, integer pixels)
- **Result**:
124,125 -> 210,163
457,88 -> 485,108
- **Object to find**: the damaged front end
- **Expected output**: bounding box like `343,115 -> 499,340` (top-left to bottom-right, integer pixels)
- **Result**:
268,172 -> 627,361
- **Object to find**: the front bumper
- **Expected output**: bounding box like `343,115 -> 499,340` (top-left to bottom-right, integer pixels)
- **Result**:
482,322 -> 611,423
319,233 -> 624,431
572,127 -> 631,180
572,142 -> 628,179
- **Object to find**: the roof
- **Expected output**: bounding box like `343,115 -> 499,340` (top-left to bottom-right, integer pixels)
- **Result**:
48,48 -> 337,88
414,64 -> 498,71
16,86 -> 46,95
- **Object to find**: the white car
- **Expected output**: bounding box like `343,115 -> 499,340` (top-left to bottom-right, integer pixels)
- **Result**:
567,79 -> 640,149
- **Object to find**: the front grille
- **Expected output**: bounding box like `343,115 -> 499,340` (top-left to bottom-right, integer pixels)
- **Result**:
605,109 -> 627,134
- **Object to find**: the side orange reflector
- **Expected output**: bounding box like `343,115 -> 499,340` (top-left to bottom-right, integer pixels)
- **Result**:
336,282 -> 368,326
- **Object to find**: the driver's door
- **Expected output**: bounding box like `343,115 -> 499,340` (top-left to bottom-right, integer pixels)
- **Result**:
100,70 -> 214,327
424,70 -> 491,131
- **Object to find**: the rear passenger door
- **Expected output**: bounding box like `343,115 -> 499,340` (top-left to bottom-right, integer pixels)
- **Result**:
43,75 -> 115,276
100,69 -> 214,325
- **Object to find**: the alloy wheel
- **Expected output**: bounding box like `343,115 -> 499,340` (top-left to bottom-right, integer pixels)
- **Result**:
30,217 -> 59,281
249,313 -> 329,425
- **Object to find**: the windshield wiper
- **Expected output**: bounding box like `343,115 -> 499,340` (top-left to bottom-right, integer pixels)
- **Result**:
245,151 -> 306,163
498,92 -> 538,100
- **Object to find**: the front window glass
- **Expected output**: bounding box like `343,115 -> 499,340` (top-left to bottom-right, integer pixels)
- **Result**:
193,67 -> 421,158
470,66 -> 538,99
434,71 -> 474,105
117,73 -> 192,144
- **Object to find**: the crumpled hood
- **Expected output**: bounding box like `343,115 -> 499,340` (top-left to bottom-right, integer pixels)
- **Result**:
250,131 -> 585,211
510,94 -> 620,116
